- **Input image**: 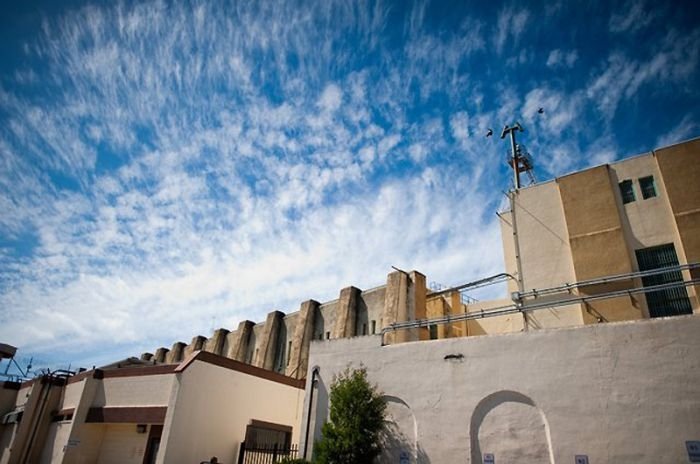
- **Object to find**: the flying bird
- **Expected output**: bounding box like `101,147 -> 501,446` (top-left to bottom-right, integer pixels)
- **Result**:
486,128 -> 493,137
537,107 -> 544,114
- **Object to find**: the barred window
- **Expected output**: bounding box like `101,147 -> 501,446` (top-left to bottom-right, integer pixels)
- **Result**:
619,180 -> 635,204
639,176 -> 657,199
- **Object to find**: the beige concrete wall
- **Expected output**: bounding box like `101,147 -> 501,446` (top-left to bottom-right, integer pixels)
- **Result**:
359,285 -> 387,335
512,182 -> 577,292
609,154 -> 678,249
303,314 -> 700,463
655,139 -> 700,309
92,375 -> 174,407
247,324 -> 263,365
282,313 -> 299,371
158,360 -> 305,464
464,299 -> 524,335
57,376 -> 102,464
558,165 -> 638,324
95,424 -> 149,464
316,300 -> 338,341
499,182 -> 583,330
36,379 -> 89,464
59,380 -> 86,411
39,422 -> 73,464
425,296 -> 523,338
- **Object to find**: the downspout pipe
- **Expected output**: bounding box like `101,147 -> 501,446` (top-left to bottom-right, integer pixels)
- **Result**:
303,367 -> 319,460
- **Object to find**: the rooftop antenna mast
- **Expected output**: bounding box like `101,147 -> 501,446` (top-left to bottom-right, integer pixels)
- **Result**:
501,122 -> 525,189
486,108 -> 541,190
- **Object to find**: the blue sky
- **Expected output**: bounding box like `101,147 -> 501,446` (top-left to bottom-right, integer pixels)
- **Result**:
0,0 -> 698,372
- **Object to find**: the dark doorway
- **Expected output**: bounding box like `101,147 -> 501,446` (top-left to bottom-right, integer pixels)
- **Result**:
635,244 -> 692,317
143,425 -> 163,464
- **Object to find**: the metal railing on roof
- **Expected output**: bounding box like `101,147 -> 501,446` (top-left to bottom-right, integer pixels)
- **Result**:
382,263 -> 699,344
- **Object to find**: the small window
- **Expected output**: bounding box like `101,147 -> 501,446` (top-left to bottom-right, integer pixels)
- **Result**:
371,320 -> 376,334
325,331 -> 330,340
362,323 -> 367,335
429,325 -> 438,340
619,180 -> 635,204
639,176 -> 657,199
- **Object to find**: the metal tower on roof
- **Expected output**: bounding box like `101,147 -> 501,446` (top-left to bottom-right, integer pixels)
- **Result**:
486,108 -> 541,189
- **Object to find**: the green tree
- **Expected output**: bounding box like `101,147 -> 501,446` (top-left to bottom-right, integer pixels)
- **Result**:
314,367 -> 387,464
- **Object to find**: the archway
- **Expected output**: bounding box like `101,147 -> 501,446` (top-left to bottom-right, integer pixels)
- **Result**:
380,396 -> 418,463
469,390 -> 554,464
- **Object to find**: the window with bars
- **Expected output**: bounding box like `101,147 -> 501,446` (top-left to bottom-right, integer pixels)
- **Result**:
639,176 -> 657,199
635,244 -> 692,318
429,324 -> 438,340
619,179 -> 635,204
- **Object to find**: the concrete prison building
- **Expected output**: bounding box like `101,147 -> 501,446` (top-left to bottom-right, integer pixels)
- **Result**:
0,137 -> 699,463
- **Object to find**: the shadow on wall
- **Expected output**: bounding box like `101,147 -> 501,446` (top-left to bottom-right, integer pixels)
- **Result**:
309,370 -> 329,458
379,396 -> 430,464
469,390 -> 555,464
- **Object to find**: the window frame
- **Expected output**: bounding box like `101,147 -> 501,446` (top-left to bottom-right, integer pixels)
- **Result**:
638,175 -> 657,199
619,179 -> 636,204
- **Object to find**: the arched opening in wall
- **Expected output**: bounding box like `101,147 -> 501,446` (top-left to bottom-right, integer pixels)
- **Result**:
379,396 -> 425,463
469,390 -> 554,464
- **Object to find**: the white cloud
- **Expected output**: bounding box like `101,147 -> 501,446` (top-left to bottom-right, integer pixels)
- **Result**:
587,30 -> 699,120
494,6 -> 530,54
609,2 -> 658,33
377,134 -> 401,158
0,0 -> 696,369
318,83 -> 343,113
408,143 -> 428,164
523,87 -> 582,135
450,111 -> 470,146
546,49 -> 578,68
656,114 -> 700,148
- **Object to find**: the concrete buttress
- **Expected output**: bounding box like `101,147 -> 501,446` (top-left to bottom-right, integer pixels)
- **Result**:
255,311 -> 285,370
204,328 -> 230,355
166,342 -> 186,363
333,286 -> 361,339
183,335 -> 207,359
286,300 -> 319,379
226,320 -> 255,362
382,270 -> 427,344
154,347 -> 169,363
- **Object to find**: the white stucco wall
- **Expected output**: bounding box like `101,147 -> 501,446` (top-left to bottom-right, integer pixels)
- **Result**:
157,359 -> 305,464
59,380 -> 86,411
92,375 -> 174,407
96,424 -> 148,464
609,153 -> 679,250
303,314 -> 700,463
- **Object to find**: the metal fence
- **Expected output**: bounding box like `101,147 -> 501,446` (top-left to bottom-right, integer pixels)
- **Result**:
237,443 -> 300,464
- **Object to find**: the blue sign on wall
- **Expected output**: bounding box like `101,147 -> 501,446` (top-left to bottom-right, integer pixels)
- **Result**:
687,441 -> 700,463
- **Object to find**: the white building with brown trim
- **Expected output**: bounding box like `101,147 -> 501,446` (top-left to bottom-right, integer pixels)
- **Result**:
1,351 -> 304,464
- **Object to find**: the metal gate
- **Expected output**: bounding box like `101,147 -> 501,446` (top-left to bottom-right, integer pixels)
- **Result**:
635,244 -> 693,317
237,443 -> 300,464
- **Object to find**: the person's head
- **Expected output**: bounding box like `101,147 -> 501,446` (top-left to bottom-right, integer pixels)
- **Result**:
210,458 -> 218,464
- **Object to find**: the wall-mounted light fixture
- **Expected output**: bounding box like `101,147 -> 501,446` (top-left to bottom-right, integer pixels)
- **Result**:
136,424 -> 147,434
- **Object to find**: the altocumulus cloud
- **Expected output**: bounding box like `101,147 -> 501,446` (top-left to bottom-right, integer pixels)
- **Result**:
0,0 -> 698,368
